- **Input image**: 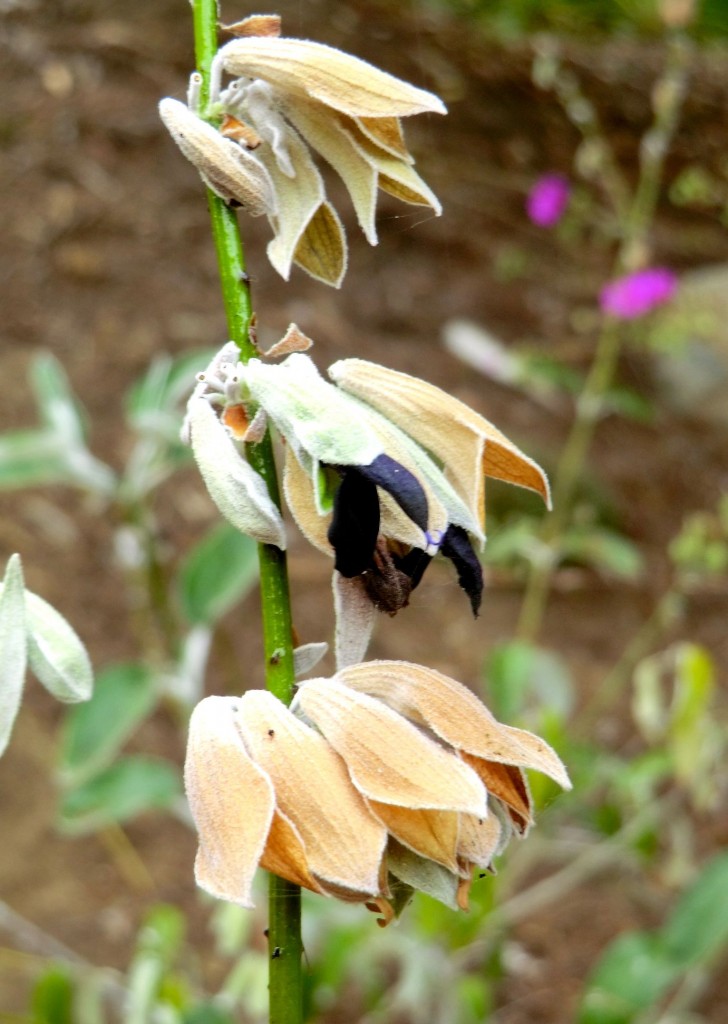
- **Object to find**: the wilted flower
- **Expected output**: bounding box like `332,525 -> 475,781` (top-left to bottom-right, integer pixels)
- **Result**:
182,342 -> 550,664
185,660 -> 570,919
599,267 -> 678,320
526,173 -> 571,227
160,16 -> 445,287
185,689 -> 389,910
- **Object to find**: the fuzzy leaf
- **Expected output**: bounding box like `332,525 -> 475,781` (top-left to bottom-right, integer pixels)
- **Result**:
186,396 -> 286,549
25,592 -> 93,703
0,555 -> 28,757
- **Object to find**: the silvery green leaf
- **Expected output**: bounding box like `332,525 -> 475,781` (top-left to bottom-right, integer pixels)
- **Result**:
187,396 -> 286,549
293,641 -> 328,678
244,353 -> 383,467
387,840 -> 459,910
31,352 -> 88,444
25,592 -> 93,703
0,555 -> 28,756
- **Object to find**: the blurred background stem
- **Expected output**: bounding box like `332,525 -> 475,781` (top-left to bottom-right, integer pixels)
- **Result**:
191,4 -> 303,1022
517,31 -> 692,645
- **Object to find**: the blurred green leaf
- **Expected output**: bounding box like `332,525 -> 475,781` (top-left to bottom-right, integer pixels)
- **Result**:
31,967 -> 75,1024
58,755 -> 180,833
0,354 -> 115,494
580,854 -> 728,1024
59,663 -> 157,786
183,1006 -> 236,1024
662,853 -> 728,968
127,350 -> 213,424
485,640 -> 574,722
560,526 -> 643,579
0,554 -> 28,757
136,904 -> 186,960
30,353 -> 88,443
178,522 -> 259,625
127,905 -> 186,1024
0,429 -> 74,489
578,931 -> 678,1024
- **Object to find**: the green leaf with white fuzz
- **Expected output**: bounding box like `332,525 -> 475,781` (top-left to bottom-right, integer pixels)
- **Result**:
244,354 -> 382,468
0,555 -> 28,756
186,396 -> 286,549
25,592 -> 93,703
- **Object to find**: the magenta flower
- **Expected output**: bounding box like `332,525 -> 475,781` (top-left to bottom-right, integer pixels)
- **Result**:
599,267 -> 678,320
526,173 -> 571,227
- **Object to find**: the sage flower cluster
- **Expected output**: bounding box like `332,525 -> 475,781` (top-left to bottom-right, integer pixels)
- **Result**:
163,16 -> 569,924
186,660 -> 570,921
159,14 -> 444,287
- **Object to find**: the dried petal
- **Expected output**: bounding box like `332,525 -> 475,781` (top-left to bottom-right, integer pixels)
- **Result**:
292,641 -> 328,677
262,322 -> 314,358
186,396 -> 287,549
282,98 -> 380,244
218,37 -> 447,118
329,359 -> 551,529
237,690 -> 387,897
462,754 -> 533,833
355,116 -> 412,162
296,678 -> 487,814
258,808 -> 324,894
185,696 -> 275,907
337,660 -> 571,790
457,811 -> 504,870
159,98 -> 275,214
293,200 -> 347,287
367,800 -> 460,871
221,14 -> 282,38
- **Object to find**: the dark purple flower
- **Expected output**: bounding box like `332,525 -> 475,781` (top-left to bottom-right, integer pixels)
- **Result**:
526,173 -> 571,227
599,267 -> 678,320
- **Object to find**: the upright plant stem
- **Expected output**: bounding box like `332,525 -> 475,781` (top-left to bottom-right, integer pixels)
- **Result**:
516,32 -> 691,645
191,4 -> 302,1021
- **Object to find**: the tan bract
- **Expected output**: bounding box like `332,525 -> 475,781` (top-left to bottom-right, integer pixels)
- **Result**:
217,36 -> 447,118
329,358 -> 552,531
159,98 -> 275,214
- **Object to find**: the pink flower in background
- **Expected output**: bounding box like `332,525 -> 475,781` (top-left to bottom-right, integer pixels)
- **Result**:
526,173 -> 571,227
599,267 -> 678,319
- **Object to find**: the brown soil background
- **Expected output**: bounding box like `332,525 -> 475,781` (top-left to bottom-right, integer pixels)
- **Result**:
1,0 -> 728,1020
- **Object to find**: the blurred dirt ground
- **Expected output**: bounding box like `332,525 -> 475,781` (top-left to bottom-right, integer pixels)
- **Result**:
1,0 -> 728,1020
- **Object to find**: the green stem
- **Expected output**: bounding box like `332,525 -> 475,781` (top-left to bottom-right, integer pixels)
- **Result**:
191,4 -> 302,1021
